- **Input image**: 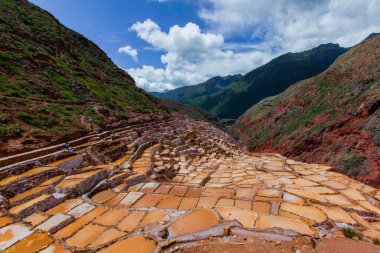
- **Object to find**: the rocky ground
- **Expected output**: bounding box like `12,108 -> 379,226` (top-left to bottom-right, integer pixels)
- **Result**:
0,115 -> 380,252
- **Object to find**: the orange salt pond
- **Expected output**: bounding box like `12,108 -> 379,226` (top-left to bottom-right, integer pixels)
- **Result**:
99,236 -> 156,253
256,214 -> 314,236
215,207 -> 257,227
92,190 -> 117,203
90,228 -> 125,248
140,209 -> 169,227
280,202 -> 327,223
3,232 -> 53,253
168,208 -> 220,237
66,224 -> 106,248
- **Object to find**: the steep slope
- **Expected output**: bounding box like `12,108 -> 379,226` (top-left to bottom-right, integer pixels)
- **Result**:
160,99 -> 221,127
193,44 -> 348,119
0,0 -> 166,156
150,75 -> 241,102
231,34 -> 380,187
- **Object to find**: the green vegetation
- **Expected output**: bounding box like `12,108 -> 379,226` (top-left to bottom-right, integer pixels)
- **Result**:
249,127 -> 270,149
84,109 -> 103,125
0,111 -> 8,124
51,73 -> 79,102
0,124 -> 22,138
339,155 -> 367,171
219,119 -> 236,128
0,110 -> 22,138
342,227 -> 358,239
280,103 -> 329,137
17,111 -> 57,128
373,238 -> 380,246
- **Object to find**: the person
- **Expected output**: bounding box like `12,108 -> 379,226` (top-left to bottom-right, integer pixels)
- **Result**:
64,142 -> 73,152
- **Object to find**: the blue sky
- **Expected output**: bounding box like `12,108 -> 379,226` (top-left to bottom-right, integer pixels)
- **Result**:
29,0 -> 380,92
29,0 -> 202,70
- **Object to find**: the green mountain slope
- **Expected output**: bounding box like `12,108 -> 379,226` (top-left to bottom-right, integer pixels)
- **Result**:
231,34 -> 380,187
192,44 -> 348,119
0,0 -> 166,155
150,75 -> 241,102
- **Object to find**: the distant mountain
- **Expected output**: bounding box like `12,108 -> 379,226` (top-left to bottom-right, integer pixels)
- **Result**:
150,74 -> 242,102
231,34 -> 380,187
0,0 -> 166,156
191,44 -> 348,119
160,99 -> 221,127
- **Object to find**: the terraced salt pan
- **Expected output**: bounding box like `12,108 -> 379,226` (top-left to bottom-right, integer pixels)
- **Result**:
66,224 -> 106,248
1,116 -> 380,252
67,203 -> 95,218
168,208 -> 220,237
280,202 -> 326,223
3,232 -> 53,253
99,236 -> 156,253
0,224 -> 32,250
314,205 -> 356,224
256,214 -> 314,236
35,213 -> 72,233
216,207 -> 257,227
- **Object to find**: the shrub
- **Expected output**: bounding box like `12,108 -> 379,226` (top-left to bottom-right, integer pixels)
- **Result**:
0,124 -> 22,137
342,226 -> 357,239
340,155 -> 367,171
0,112 -> 9,124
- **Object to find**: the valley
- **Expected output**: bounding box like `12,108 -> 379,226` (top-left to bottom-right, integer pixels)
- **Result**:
0,0 -> 379,252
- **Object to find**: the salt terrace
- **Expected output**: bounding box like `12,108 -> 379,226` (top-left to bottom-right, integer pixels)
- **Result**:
0,114 -> 380,252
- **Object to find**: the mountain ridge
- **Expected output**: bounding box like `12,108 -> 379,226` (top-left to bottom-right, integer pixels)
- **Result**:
150,74 -> 242,102
190,43 -> 348,119
231,34 -> 380,187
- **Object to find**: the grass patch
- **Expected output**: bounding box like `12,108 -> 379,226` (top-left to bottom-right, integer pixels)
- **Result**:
85,109 -> 103,125
0,124 -> 22,138
340,155 -> 367,171
0,110 -> 22,138
17,111 -> 57,128
51,74 -> 78,102
0,112 -> 9,124
248,127 -> 270,149
0,74 -> 28,97
342,227 -> 358,239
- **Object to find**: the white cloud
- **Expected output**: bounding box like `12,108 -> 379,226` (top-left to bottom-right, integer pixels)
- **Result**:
118,45 -> 138,61
127,19 -> 273,91
199,0 -> 380,52
126,1 -> 380,92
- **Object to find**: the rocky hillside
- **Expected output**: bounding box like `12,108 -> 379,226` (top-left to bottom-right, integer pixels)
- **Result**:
231,34 -> 380,187
193,44 -> 348,119
150,75 -> 241,103
0,0 -> 166,156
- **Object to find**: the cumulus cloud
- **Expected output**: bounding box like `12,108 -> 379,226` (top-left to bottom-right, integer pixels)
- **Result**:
118,45 -> 138,61
126,1 -> 380,92
127,19 -> 272,91
200,0 -> 380,52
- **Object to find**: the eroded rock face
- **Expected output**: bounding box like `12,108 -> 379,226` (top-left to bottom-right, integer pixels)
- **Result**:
0,115 -> 379,252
